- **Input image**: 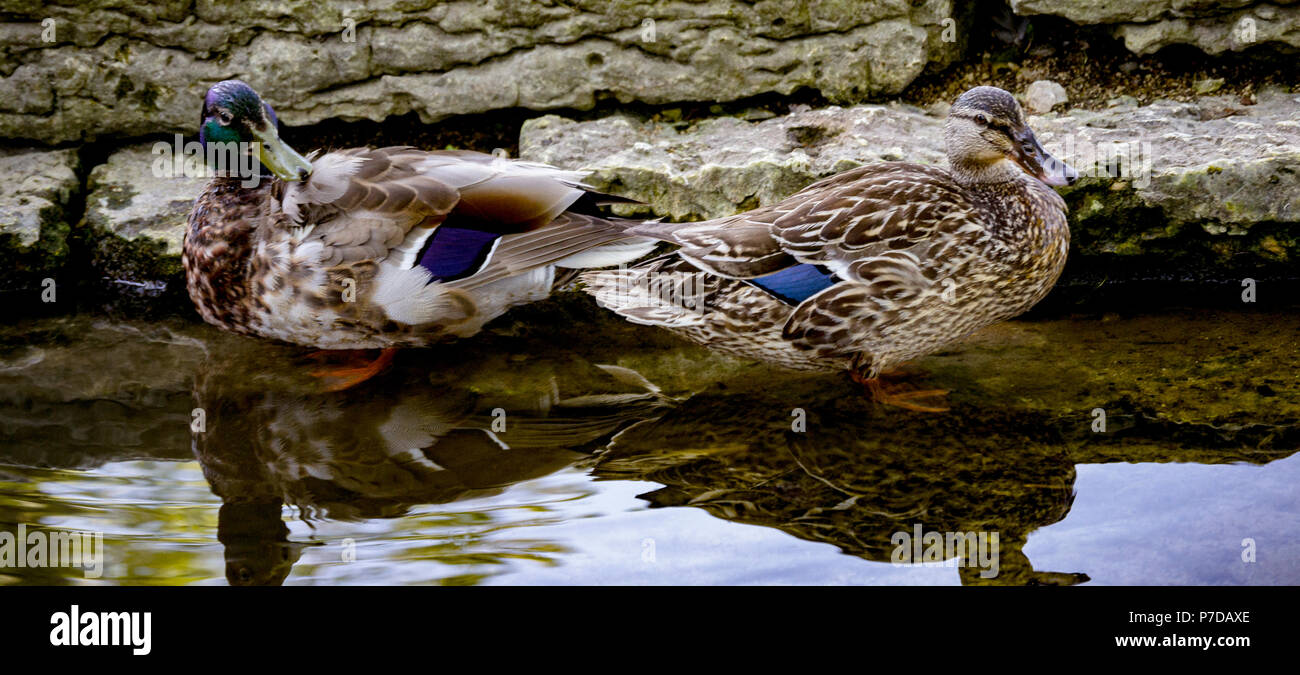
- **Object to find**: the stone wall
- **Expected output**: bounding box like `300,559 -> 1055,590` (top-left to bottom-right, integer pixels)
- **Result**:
0,0 -> 962,144
1010,0 -> 1300,54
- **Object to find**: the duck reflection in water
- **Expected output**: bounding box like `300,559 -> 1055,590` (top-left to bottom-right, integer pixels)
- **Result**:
192,349 -> 670,585
591,376 -> 1087,585
191,342 -> 1296,586
592,370 -> 1296,585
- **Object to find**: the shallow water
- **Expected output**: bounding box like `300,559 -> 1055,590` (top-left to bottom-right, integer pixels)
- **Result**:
0,308 -> 1296,585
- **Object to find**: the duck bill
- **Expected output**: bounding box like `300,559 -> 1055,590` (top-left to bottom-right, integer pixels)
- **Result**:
253,126 -> 312,182
1012,128 -> 1078,187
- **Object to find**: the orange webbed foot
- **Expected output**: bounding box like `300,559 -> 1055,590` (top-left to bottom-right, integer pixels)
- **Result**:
306,348 -> 398,392
851,369 -> 950,413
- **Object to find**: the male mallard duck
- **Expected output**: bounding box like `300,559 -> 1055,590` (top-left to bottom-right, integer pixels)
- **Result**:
583,86 -> 1078,411
183,80 -> 654,388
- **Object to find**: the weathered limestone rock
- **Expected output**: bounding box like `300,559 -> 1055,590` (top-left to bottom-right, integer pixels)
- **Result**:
0,147 -> 80,289
1025,79 -> 1068,113
1011,0 -> 1260,24
80,142 -> 206,294
522,104 -> 947,221
1010,0 -> 1300,55
83,143 -> 206,258
0,0 -> 962,144
1031,92 -> 1300,230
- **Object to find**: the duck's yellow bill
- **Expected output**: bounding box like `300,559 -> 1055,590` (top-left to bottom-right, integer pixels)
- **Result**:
254,127 -> 313,182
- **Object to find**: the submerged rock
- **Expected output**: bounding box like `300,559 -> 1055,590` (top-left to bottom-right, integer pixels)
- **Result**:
3,309 -> 1295,471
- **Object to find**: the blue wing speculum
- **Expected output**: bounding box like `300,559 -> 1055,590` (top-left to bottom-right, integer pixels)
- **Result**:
417,226 -> 505,282
747,264 -> 838,305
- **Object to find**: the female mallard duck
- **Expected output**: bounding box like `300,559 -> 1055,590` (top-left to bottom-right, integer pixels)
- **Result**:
582,86 -> 1078,411
183,80 -> 654,388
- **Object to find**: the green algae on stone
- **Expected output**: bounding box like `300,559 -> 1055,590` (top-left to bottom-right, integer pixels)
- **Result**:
83,142 -> 206,258
0,147 -> 82,293
71,142 -> 205,308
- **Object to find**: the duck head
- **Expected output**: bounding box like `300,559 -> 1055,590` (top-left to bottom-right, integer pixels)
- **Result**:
199,79 -> 312,182
944,86 -> 1077,188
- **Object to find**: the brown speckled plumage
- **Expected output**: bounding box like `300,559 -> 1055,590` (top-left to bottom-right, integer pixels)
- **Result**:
184,147 -> 657,349
583,86 -> 1074,379
183,178 -> 271,334
184,81 -> 658,350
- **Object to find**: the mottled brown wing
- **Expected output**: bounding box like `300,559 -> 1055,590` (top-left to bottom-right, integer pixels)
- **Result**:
414,150 -> 595,231
279,148 -> 608,268
779,251 -> 937,359
620,166 -> 885,279
770,163 -> 983,281
279,147 -> 462,267
627,214 -> 794,278
625,163 -> 983,284
769,163 -> 988,358
446,212 -> 652,291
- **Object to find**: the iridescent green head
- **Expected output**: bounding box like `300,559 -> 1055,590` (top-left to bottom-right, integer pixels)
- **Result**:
199,80 -> 312,182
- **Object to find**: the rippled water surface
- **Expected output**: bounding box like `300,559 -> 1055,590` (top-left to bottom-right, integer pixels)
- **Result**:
1,309 -> 1297,585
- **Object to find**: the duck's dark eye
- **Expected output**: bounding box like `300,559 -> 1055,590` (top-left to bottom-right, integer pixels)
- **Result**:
974,113 -> 989,127
217,110 -> 233,126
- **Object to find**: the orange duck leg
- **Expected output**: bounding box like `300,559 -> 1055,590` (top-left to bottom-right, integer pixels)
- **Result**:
851,368 -> 950,413
307,348 -> 398,392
